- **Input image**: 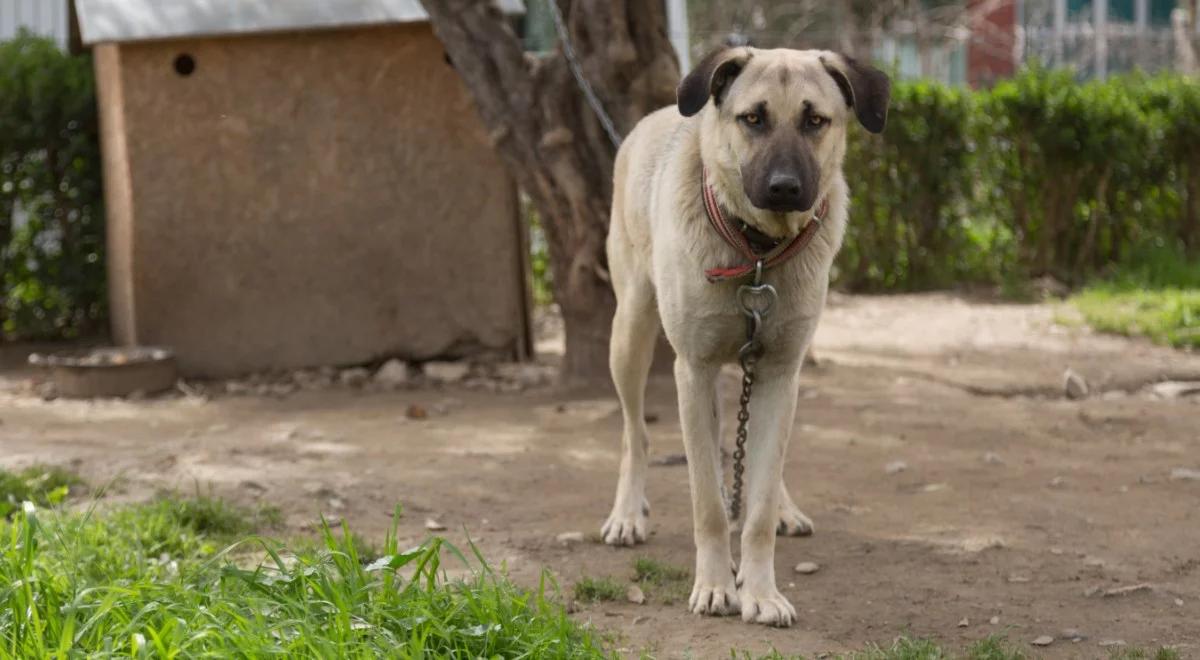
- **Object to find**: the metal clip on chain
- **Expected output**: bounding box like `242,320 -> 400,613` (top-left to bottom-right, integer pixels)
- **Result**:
729,260 -> 776,521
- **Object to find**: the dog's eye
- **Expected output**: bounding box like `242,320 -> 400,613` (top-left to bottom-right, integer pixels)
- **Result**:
740,112 -> 762,127
806,114 -> 828,129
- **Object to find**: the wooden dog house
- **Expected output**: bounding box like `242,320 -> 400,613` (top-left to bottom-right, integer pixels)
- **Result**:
75,0 -> 531,376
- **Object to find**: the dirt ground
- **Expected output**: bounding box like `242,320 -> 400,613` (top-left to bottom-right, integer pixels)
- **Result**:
2,293 -> 1199,658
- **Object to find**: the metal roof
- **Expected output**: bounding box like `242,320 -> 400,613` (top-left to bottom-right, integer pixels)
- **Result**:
75,0 -> 525,45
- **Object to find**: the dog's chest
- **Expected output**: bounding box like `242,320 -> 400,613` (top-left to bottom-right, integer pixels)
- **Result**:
657,265 -> 827,364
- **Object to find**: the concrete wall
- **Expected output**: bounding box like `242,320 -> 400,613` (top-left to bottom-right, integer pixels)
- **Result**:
96,23 -> 529,376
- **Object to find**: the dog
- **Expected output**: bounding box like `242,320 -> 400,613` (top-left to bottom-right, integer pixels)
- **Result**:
600,47 -> 890,627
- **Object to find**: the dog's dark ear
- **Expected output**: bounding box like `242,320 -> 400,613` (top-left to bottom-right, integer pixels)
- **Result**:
677,48 -> 751,117
820,54 -> 891,134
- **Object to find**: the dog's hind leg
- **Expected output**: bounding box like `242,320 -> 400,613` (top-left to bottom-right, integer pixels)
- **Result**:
776,480 -> 815,537
600,276 -> 659,547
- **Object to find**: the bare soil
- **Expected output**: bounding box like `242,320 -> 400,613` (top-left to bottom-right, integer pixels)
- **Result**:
2,293 -> 1199,658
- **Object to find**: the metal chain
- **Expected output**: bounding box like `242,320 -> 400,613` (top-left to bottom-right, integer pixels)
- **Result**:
728,260 -> 774,521
728,347 -> 756,521
548,0 -> 624,149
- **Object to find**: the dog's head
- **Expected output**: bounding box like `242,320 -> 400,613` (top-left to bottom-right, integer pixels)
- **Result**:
678,48 -> 890,235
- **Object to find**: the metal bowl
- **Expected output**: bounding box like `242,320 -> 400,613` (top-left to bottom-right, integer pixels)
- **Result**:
28,347 -> 177,399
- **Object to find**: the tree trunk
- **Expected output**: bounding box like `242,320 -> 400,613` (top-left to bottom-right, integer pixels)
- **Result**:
421,0 -> 679,384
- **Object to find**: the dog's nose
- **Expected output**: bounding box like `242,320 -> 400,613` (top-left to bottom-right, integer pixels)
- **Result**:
766,173 -> 805,211
768,174 -> 802,199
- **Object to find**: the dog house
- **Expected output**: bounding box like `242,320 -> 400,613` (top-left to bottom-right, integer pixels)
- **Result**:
75,0 -> 531,376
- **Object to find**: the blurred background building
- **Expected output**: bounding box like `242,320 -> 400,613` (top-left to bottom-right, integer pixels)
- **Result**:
519,0 -> 1200,84
5,1 -> 1198,85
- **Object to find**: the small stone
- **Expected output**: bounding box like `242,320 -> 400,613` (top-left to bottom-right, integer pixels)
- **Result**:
1150,381 -> 1200,398
374,359 -> 411,388
1048,476 -> 1067,488
1061,628 -> 1086,642
1102,583 -> 1152,597
957,617 -> 969,628
1031,635 -> 1054,647
1008,574 -> 1032,583
339,367 -> 370,387
794,562 -> 820,575
556,531 -> 585,546
225,381 -> 251,395
1170,467 -> 1200,482
982,452 -> 1004,465
495,362 -> 554,388
328,497 -> 345,510
271,383 -> 296,397
989,616 -> 1000,625
1175,598 -> 1184,607
1064,369 -> 1089,400
632,615 -> 649,625
1082,556 -> 1105,568
1098,640 -> 1126,648
626,584 -> 645,604
885,460 -> 908,475
424,361 -> 470,383
405,404 -> 428,420
1084,585 -> 1102,597
35,382 -> 58,401
424,518 -> 447,531
1050,547 -> 1064,555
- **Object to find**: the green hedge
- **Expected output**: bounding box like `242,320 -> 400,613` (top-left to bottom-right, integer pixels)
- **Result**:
0,32 -> 104,340
839,67 -> 1200,292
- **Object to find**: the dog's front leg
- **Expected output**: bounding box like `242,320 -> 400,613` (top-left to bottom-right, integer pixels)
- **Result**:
735,358 -> 801,627
676,357 -> 740,617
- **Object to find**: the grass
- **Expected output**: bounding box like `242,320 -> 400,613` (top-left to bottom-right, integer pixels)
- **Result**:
740,635 -> 1028,660
0,465 -> 84,518
1,486 -> 1177,659
1108,648 -> 1181,660
573,576 -> 626,603
1068,244 -> 1200,349
1070,287 -> 1200,348
632,556 -> 691,605
1,500 -> 608,658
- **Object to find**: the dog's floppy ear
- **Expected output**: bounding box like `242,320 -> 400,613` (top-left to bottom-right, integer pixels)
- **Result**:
677,47 -> 752,117
820,53 -> 891,134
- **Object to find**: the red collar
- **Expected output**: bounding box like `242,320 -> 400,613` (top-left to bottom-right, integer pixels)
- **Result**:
701,168 -> 827,282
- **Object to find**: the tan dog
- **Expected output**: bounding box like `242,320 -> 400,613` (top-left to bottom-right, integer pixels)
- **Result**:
600,47 -> 890,627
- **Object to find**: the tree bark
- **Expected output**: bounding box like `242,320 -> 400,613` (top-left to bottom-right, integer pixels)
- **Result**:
421,0 -> 679,383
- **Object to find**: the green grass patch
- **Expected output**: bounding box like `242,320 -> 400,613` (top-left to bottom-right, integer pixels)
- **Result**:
632,556 -> 690,605
1,500 -> 607,658
1069,244 -> 1200,349
738,635 -> 1026,660
1070,287 -> 1200,348
0,465 -> 84,519
573,576 -> 625,603
1108,648 -> 1181,660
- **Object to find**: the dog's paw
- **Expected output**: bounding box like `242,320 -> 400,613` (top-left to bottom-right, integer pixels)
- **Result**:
688,578 -> 741,617
600,500 -> 649,547
776,501 -> 815,537
738,586 -> 796,627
